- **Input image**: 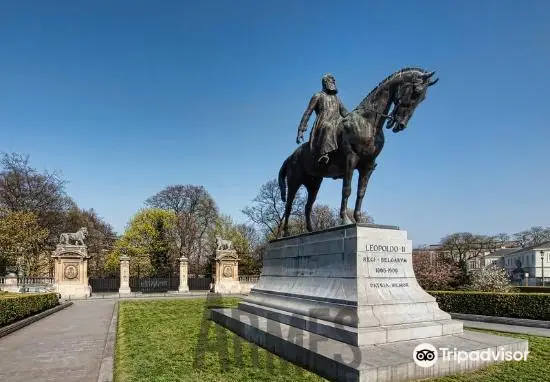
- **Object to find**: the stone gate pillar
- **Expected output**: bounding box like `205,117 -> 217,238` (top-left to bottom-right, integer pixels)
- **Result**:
212,245 -> 240,294
118,255 -> 131,294
178,256 -> 189,293
51,244 -> 91,299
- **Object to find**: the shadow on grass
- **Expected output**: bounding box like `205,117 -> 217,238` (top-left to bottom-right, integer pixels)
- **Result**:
193,292 -> 307,379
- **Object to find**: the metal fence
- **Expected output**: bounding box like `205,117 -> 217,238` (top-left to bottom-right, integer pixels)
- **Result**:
188,276 -> 212,290
87,275 -> 215,293
0,276 -> 55,293
89,277 -> 120,292
129,276 -> 180,293
0,276 -> 54,285
19,277 -> 55,285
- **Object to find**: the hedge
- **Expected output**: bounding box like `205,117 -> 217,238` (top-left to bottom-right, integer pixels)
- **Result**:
513,286 -> 550,294
0,293 -> 59,327
430,291 -> 550,321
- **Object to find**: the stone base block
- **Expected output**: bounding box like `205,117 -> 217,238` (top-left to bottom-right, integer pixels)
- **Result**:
118,286 -> 132,294
212,308 -> 529,382
239,302 -> 463,346
55,284 -> 91,299
213,280 -> 241,294
238,301 -> 463,347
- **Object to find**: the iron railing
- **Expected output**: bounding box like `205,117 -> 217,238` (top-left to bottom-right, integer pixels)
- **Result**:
188,276 -> 212,290
239,275 -> 260,284
89,277 -> 120,293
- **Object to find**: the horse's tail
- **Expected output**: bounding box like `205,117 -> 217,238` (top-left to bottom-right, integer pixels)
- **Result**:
278,157 -> 289,203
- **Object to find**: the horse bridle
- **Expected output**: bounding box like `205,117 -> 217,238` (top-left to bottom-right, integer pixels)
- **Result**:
361,106 -> 396,124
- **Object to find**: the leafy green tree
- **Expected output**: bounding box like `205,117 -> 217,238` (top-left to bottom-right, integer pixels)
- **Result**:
0,210 -> 49,277
105,208 -> 176,276
209,215 -> 261,275
150,216 -> 170,275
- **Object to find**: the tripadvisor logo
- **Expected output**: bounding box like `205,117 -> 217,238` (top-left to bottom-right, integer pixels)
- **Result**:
413,342 -> 529,368
413,343 -> 438,367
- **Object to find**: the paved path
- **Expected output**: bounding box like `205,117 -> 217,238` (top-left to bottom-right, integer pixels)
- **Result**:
461,320 -> 550,337
0,300 -> 115,382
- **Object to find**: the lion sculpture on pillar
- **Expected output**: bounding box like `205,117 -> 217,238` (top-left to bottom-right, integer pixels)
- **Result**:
215,235 -> 233,251
59,227 -> 88,246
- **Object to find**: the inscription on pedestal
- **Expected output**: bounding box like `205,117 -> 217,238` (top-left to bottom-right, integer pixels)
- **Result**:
360,241 -> 413,287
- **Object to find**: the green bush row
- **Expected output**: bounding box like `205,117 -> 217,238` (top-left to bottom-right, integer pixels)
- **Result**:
430,291 -> 550,321
0,293 -> 59,327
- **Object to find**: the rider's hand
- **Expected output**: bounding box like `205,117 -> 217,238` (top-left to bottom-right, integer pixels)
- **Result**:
296,133 -> 304,144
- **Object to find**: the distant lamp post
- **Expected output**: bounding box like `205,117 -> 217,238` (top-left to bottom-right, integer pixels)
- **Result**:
541,251 -> 545,287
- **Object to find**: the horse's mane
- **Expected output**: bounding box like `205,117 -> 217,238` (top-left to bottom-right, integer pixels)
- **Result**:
354,67 -> 429,112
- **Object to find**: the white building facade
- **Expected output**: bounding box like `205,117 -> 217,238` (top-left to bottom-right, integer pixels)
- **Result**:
500,241 -> 550,285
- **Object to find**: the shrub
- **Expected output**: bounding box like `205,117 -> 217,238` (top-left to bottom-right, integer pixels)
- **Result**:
413,253 -> 461,290
467,265 -> 512,292
0,293 -> 59,327
430,291 -> 550,320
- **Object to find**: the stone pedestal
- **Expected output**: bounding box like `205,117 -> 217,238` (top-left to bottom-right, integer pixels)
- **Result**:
212,224 -> 528,381
51,245 -> 91,299
178,256 -> 189,293
118,255 -> 131,294
212,249 -> 241,294
1,273 -> 19,293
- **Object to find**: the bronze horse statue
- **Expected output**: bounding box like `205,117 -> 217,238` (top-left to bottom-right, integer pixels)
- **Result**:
278,67 -> 439,236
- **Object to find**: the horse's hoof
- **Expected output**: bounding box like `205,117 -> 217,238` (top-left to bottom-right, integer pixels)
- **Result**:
341,215 -> 353,225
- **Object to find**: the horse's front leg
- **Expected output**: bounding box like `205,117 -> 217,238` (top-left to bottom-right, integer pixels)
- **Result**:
282,182 -> 300,237
304,177 -> 322,232
340,153 -> 359,225
354,161 -> 377,222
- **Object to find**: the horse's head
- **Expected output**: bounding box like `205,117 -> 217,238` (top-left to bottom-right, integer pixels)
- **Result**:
387,71 -> 439,133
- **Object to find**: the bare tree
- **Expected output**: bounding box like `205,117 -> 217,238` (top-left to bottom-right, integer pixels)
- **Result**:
145,184 -> 218,274
309,205 -> 374,231
309,204 -> 338,231
242,179 -> 305,238
0,152 -> 74,244
345,208 -> 374,224
513,226 -> 550,247
62,207 -> 117,277
440,232 -> 496,281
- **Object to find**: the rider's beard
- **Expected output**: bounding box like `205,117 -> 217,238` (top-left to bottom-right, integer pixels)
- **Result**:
323,86 -> 338,95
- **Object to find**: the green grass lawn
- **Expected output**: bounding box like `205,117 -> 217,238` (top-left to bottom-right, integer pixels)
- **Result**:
115,297 -> 549,382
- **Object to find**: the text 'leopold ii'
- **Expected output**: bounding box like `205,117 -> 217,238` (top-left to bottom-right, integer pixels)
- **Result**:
366,244 -> 406,253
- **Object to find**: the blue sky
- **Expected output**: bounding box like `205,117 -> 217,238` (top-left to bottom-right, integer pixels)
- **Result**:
0,1 -> 548,245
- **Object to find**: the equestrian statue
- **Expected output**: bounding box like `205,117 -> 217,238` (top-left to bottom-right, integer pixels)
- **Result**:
279,67 -> 439,236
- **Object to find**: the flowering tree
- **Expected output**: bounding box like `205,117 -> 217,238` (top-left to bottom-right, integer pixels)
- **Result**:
412,252 -> 461,291
468,264 -> 512,292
